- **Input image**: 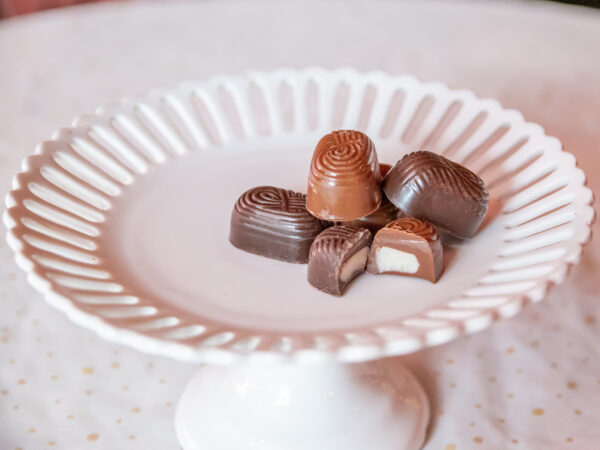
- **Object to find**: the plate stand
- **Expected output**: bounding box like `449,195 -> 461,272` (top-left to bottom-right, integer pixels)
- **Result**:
175,357 -> 430,450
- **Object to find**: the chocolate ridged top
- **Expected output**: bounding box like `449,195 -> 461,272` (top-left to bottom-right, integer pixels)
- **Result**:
234,186 -> 322,237
307,130 -> 382,221
310,130 -> 379,186
387,151 -> 487,202
367,217 -> 443,281
308,225 -> 372,295
311,225 -> 371,255
309,225 -> 372,271
383,218 -> 439,242
382,151 -> 488,238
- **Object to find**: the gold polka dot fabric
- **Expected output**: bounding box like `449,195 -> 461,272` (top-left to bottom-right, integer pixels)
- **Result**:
0,272 -> 195,448
402,263 -> 600,448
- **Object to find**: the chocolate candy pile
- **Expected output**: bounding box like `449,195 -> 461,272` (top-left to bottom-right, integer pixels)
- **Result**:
230,130 -> 489,296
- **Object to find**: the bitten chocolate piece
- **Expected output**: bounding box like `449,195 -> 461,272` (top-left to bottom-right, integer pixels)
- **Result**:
308,225 -> 372,296
366,218 -> 443,283
341,198 -> 402,233
307,130 -> 382,221
230,186 -> 323,263
382,151 -> 489,239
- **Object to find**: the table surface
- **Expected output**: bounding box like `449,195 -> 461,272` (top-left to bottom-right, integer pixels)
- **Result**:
1,1 -> 599,449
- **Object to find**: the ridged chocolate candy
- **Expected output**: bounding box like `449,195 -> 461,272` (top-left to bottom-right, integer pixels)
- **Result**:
308,225 -> 372,296
366,218 -> 443,283
382,151 -> 488,239
306,130 -> 382,221
230,186 -> 323,263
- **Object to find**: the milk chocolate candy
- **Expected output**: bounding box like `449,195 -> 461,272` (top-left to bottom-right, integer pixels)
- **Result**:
366,218 -> 443,283
341,198 -> 402,233
306,130 -> 382,221
382,151 -> 489,239
230,186 -> 323,263
308,225 -> 372,296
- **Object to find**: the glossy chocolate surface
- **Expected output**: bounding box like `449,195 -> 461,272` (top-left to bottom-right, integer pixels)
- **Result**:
366,217 -> 443,282
379,163 -> 392,178
308,225 -> 372,296
230,186 -> 323,263
341,197 -> 402,233
382,151 -> 488,239
306,130 -> 382,221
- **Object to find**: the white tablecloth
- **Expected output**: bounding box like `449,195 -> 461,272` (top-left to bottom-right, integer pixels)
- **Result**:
1,1 -> 599,448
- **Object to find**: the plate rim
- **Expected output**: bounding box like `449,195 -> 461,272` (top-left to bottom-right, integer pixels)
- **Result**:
3,67 -> 596,364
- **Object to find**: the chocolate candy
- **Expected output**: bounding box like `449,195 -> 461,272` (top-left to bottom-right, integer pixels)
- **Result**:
366,218 -> 443,283
308,225 -> 372,296
382,151 -> 488,239
339,162 -> 400,232
230,186 -> 323,263
379,163 -> 392,178
341,198 -> 402,233
306,130 -> 382,221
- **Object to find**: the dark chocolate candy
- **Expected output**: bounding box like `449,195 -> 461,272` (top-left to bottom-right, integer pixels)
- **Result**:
308,225 -> 372,296
382,151 -> 488,239
341,197 -> 402,233
379,163 -> 392,178
306,130 -> 382,221
366,218 -> 443,283
230,186 -> 323,263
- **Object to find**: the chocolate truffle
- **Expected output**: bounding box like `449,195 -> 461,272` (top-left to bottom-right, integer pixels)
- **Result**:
382,151 -> 488,239
230,186 -> 323,263
308,225 -> 372,296
366,218 -> 443,283
306,130 -> 382,221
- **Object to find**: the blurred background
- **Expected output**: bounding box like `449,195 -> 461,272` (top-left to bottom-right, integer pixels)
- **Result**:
1,0 -> 599,19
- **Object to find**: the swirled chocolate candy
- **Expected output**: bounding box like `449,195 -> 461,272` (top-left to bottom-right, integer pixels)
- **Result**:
382,151 -> 488,239
366,218 -> 443,283
308,225 -> 372,296
306,130 -> 382,221
230,186 -> 323,263
337,162 -> 399,232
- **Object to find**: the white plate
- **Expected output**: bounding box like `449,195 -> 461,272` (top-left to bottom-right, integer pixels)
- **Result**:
3,68 -> 594,364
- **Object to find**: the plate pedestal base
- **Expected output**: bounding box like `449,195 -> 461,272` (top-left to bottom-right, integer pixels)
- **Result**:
175,357 -> 430,450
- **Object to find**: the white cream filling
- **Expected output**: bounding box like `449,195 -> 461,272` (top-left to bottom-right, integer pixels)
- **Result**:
340,247 -> 369,282
375,246 -> 419,274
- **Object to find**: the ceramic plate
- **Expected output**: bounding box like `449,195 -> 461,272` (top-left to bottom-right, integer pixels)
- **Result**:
4,68 -> 594,363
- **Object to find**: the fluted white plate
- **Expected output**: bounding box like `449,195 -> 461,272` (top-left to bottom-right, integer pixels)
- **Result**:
3,68 -> 594,364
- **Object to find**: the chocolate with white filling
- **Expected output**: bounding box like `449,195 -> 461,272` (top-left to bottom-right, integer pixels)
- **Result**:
366,218 -> 443,283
